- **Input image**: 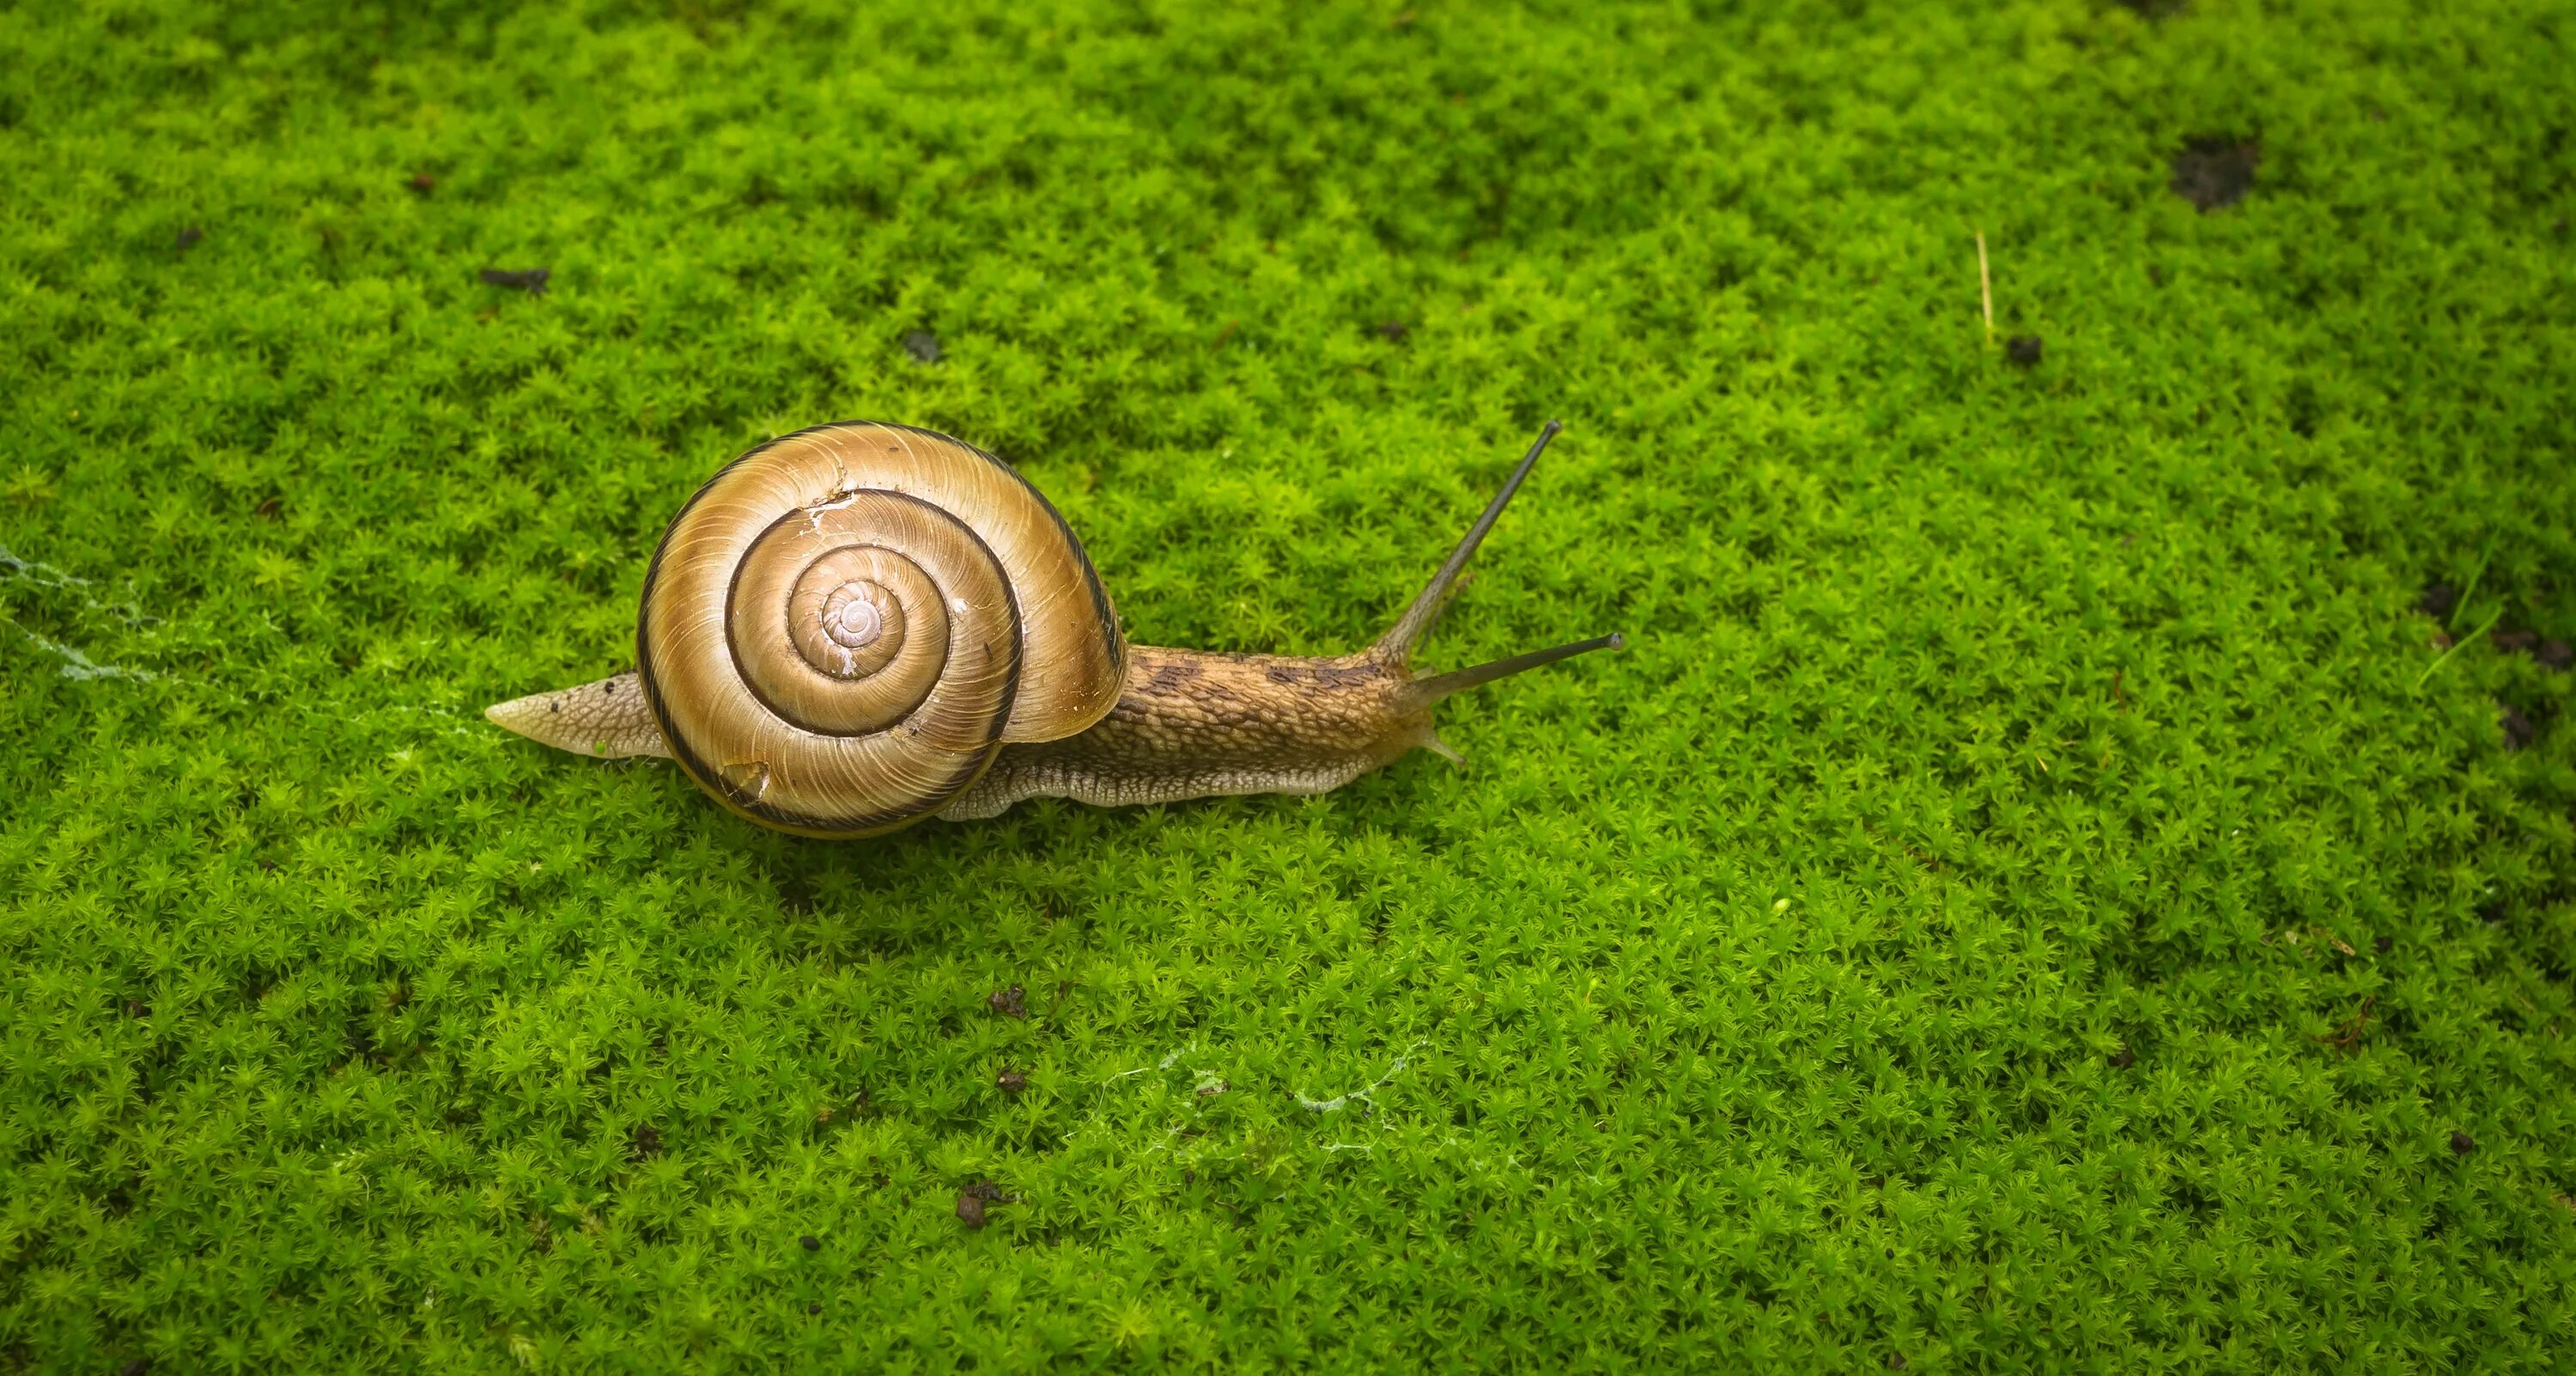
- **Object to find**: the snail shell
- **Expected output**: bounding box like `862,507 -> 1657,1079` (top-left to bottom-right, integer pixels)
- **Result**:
636,422 -> 1125,838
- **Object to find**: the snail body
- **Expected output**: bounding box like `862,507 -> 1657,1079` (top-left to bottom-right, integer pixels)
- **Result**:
487,421 -> 1618,838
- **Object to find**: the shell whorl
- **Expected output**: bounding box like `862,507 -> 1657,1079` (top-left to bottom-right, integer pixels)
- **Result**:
636,422 -> 1126,838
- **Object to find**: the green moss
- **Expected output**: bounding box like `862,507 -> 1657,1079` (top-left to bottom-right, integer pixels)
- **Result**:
4,0 -> 2573,1369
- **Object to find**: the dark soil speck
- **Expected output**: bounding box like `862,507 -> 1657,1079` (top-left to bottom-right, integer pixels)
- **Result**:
1377,320 -> 1409,341
2417,584 -> 2460,619
630,1124 -> 663,1159
987,985 -> 1026,1018
996,1068 -> 1027,1094
2450,1131 -> 2475,1156
2171,136 -> 2259,211
481,267 -> 550,293
903,330 -> 942,362
2499,705 -> 2533,750
799,1234 -> 820,1252
2111,1047 -> 2136,1069
2374,936 -> 2393,954
409,173 -> 435,192
174,227 -> 202,254
2005,334 -> 2043,367
2493,629 -> 2537,654
2538,639 -> 2573,670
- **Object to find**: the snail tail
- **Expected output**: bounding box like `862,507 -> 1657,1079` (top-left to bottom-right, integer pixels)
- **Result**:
485,671 -> 675,759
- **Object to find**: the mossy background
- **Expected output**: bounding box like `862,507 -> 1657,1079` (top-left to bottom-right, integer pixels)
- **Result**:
5,0 -> 2575,1369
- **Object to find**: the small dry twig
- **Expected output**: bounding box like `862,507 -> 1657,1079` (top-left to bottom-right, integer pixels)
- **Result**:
2312,995 -> 2376,1052
1975,231 -> 1994,340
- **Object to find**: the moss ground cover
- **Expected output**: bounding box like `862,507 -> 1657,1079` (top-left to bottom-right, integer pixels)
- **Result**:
5,0 -> 2575,1368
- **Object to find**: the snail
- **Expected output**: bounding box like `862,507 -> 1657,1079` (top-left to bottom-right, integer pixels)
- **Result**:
486,420 -> 1620,838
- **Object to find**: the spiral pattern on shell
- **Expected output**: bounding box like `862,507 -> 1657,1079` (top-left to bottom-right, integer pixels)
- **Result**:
636,423 -> 1126,837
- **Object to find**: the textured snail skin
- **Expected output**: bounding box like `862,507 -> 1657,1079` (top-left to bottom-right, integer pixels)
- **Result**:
485,420 -> 1618,838
938,647 -> 1441,820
